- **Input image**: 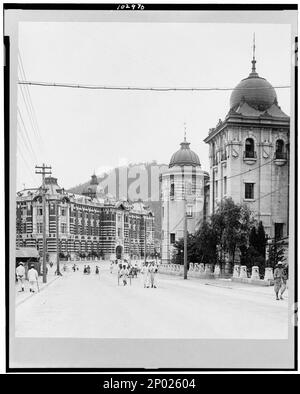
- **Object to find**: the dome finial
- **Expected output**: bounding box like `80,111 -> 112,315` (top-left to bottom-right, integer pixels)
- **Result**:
250,33 -> 258,76
184,122 -> 187,142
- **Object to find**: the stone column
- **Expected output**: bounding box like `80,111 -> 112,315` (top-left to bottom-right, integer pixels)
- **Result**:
251,266 -> 260,280
205,264 -> 212,274
264,267 -> 274,281
233,264 -> 240,278
239,265 -> 248,278
214,264 -> 221,277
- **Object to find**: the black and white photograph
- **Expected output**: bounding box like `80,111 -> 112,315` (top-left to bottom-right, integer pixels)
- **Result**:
3,3 -> 298,371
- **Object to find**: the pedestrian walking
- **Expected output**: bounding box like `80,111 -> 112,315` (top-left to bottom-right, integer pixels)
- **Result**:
274,262 -> 286,300
149,262 -> 158,288
95,266 -> 99,275
83,265 -> 87,274
28,264 -> 39,293
16,262 -> 25,292
110,260 -> 114,274
120,265 -> 129,286
280,263 -> 288,299
141,262 -> 150,288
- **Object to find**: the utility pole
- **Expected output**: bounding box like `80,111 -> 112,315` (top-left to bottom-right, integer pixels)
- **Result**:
144,216 -> 147,264
35,164 -> 52,283
56,199 -> 61,276
183,196 -> 188,279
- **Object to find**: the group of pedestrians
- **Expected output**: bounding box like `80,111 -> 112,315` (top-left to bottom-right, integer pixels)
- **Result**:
141,261 -> 158,288
16,262 -> 39,293
83,265 -> 91,274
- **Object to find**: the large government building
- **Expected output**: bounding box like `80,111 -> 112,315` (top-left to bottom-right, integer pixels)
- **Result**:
204,51 -> 290,239
16,174 -> 155,262
160,136 -> 209,263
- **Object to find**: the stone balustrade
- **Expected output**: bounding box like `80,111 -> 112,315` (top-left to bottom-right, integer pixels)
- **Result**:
159,262 -> 275,286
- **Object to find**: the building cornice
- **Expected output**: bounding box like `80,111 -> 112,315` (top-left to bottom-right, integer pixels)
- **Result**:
204,113 -> 290,143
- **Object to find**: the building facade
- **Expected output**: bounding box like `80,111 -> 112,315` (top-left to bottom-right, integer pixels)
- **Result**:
204,53 -> 289,239
160,137 -> 209,263
16,175 -> 155,262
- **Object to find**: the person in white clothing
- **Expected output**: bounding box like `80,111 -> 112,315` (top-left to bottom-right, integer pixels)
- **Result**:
149,262 -> 158,288
28,264 -> 39,293
110,261 -> 114,274
16,262 -> 25,292
141,262 -> 150,288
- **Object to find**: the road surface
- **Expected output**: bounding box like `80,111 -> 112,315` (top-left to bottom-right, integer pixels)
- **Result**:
15,261 -> 288,339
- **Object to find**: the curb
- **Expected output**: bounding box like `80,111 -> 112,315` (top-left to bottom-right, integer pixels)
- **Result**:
16,275 -> 60,307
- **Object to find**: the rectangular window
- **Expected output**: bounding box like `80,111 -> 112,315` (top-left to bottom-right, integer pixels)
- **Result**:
170,183 -> 175,199
38,208 -> 43,216
224,176 -> 227,195
215,180 -> 218,198
37,223 -> 43,233
61,208 -> 65,216
275,223 -> 284,240
117,228 -> 122,237
245,183 -> 254,199
186,205 -> 193,218
170,233 -> 175,244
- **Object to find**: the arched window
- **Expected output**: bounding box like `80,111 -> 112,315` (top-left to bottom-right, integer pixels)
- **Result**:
276,139 -> 284,153
275,139 -> 286,159
245,138 -> 255,158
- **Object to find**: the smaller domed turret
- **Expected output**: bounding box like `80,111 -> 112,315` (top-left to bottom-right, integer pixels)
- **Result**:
169,136 -> 200,168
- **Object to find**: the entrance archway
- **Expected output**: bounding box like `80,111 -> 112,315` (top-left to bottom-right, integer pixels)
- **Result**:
116,245 -> 123,260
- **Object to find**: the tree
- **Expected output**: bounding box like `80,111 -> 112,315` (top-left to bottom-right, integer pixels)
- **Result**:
267,240 -> 287,268
256,221 -> 267,258
195,221 -> 218,265
210,198 -> 254,265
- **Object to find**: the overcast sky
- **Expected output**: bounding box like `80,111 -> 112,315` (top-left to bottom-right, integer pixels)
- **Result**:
17,21 -> 291,190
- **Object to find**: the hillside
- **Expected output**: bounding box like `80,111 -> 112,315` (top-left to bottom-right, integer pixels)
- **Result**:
68,161 -> 168,239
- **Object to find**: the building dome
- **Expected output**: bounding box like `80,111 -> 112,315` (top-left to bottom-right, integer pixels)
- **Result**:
230,57 -> 277,111
169,138 -> 200,168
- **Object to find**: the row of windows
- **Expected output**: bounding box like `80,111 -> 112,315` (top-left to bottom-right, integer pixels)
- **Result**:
212,138 -> 287,163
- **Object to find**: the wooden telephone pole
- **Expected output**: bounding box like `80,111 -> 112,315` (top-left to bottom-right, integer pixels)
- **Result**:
56,200 -> 61,276
144,216 -> 147,264
35,164 -> 52,283
183,196 -> 188,280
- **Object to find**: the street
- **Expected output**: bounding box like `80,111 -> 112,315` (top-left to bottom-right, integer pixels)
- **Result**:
15,261 -> 289,339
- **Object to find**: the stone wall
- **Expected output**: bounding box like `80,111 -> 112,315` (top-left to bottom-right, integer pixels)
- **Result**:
158,263 -> 275,286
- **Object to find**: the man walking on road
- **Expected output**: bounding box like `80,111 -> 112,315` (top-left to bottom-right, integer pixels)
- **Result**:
16,262 -> 25,292
141,262 -> 150,288
120,265 -> 129,286
28,264 -> 39,293
148,262 -> 156,288
274,262 -> 286,300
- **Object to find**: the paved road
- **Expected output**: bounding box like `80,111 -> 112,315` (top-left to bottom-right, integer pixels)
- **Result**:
15,261 -> 288,339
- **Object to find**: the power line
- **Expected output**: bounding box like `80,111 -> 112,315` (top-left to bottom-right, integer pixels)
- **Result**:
16,146 -> 36,184
18,80 -> 291,92
208,157 -> 276,183
18,52 -> 45,150
17,108 -> 38,163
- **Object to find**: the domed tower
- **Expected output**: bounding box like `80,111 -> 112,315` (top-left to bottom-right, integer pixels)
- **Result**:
82,173 -> 99,199
204,38 -> 290,241
160,130 -> 209,263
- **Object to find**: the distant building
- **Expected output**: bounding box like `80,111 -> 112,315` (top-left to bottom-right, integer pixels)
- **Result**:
160,136 -> 209,263
16,175 -> 154,262
204,50 -> 289,240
